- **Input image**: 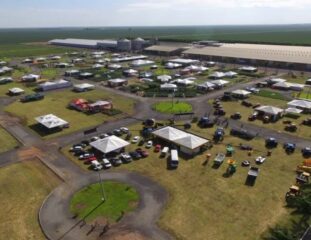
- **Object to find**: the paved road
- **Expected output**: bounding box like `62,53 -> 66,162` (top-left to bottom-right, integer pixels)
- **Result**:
40,172 -> 171,240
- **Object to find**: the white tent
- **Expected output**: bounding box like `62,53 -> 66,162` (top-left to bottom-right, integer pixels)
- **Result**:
92,64 -> 104,69
285,108 -> 303,114
210,79 -> 229,87
209,71 -> 225,79
90,135 -> 129,154
73,83 -> 95,92
165,62 -> 182,69
225,71 -> 238,78
152,126 -> 208,154
21,74 -> 40,82
197,81 -> 215,90
131,60 -> 154,67
231,89 -> 251,96
157,75 -> 172,83
269,78 -> 287,84
255,105 -> 284,115
239,66 -> 257,72
35,114 -> 69,129
9,87 -> 24,95
172,79 -> 194,86
160,83 -> 178,90
287,99 -> 311,110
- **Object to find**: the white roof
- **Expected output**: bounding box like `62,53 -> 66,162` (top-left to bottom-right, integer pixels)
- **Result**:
165,62 -> 182,69
0,66 -> 13,72
40,79 -> 69,87
231,89 -> 251,95
157,75 -> 172,82
273,82 -> 305,89
131,60 -> 155,66
108,64 -> 122,69
124,69 -> 138,74
108,78 -> 127,83
210,79 -> 229,86
92,64 -> 104,68
239,66 -> 257,71
160,83 -> 178,89
225,71 -> 238,77
169,58 -> 200,65
287,99 -> 311,109
198,81 -> 215,88
285,108 -> 303,114
90,135 -> 129,154
140,78 -> 153,82
74,83 -> 95,89
66,69 -> 80,73
173,79 -> 194,85
22,74 -> 40,80
9,87 -> 24,94
269,78 -> 287,83
35,114 -> 68,129
209,71 -> 225,78
0,77 -> 13,81
185,65 -> 208,71
153,126 -> 208,150
255,105 -> 284,115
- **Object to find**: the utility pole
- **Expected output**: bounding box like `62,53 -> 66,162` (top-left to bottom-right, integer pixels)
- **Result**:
98,171 -> 106,202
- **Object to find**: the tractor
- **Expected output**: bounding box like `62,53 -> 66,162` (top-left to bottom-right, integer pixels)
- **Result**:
226,159 -> 237,175
213,127 -> 225,142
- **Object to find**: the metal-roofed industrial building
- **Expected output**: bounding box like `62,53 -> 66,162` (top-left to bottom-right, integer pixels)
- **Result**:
183,43 -> 311,70
144,45 -> 186,56
49,38 -> 117,49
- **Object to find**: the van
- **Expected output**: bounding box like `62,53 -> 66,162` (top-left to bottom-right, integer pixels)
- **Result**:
91,160 -> 103,171
170,150 -> 179,169
161,147 -> 169,157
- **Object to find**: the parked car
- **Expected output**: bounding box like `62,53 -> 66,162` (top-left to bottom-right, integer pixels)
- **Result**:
132,136 -> 140,143
110,158 -> 122,166
120,153 -> 132,163
136,148 -> 149,157
113,129 -> 122,136
231,112 -> 241,120
79,153 -> 95,160
283,143 -> 296,153
90,136 -> 99,142
129,151 -> 141,160
70,145 -> 83,152
170,149 -> 179,169
248,112 -> 258,121
255,156 -> 266,164
241,160 -> 250,167
120,127 -> 129,133
99,133 -> 109,139
154,144 -> 161,152
91,160 -> 103,171
84,156 -> 97,164
146,140 -> 153,148
265,137 -> 278,148
239,144 -> 253,151
102,158 -> 112,169
302,147 -> 311,158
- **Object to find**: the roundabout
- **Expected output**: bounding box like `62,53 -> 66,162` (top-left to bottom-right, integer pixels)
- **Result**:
39,171 -> 172,240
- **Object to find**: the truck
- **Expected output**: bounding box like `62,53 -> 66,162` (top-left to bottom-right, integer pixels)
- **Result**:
170,150 -> 179,169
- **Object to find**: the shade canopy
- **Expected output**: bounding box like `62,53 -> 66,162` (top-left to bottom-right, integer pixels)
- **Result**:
90,135 -> 129,154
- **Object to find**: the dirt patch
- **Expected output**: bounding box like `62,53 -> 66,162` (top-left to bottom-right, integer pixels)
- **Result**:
129,200 -> 138,209
89,216 -> 108,226
103,230 -> 146,240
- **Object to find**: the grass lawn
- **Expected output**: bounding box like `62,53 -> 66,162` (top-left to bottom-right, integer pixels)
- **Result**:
256,89 -> 289,101
0,82 -> 35,97
63,122 -> 306,240
221,95 -> 311,139
40,68 -> 60,80
153,101 -> 193,114
297,90 -> 311,100
0,159 -> 61,240
70,182 -> 139,223
5,89 -> 136,139
0,127 -> 19,153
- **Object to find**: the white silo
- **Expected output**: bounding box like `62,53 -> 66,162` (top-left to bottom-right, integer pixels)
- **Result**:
117,38 -> 132,52
132,37 -> 145,51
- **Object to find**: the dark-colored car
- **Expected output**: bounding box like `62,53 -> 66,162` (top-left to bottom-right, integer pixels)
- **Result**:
283,143 -> 296,153
136,148 -> 149,158
302,147 -> 311,158
265,137 -> 278,148
129,151 -> 141,160
20,93 -> 44,103
110,157 -> 122,167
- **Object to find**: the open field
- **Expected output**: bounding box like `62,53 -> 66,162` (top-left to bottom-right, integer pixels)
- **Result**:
5,89 -> 136,139
63,122 -> 308,240
220,95 -> 311,139
0,44 -> 73,58
0,127 -> 19,153
70,181 -> 139,223
2,25 -> 311,45
153,101 -> 193,114
0,159 -> 61,240
0,82 -> 35,97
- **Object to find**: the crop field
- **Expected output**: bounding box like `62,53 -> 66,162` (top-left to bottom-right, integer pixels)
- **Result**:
1,25 -> 311,46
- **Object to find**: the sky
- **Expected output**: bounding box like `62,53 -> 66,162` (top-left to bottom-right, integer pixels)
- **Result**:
1,0 -> 311,28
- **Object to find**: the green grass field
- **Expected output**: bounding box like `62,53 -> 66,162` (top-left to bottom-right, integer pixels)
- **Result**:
70,182 -> 139,223
0,160 -> 61,240
0,127 -> 19,153
63,122 -> 308,240
256,89 -> 289,101
5,89 -> 136,139
153,101 -> 193,114
0,44 -> 73,58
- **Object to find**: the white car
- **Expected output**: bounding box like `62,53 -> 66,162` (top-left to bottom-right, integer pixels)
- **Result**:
91,160 -> 103,171
146,140 -> 153,148
255,156 -> 266,164
102,158 -> 112,169
120,127 -> 129,133
132,136 -> 140,143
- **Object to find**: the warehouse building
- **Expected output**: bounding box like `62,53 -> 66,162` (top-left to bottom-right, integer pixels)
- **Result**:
183,43 -> 311,70
144,45 -> 186,56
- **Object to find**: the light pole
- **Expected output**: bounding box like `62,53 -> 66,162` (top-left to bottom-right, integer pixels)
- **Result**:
98,171 -> 106,202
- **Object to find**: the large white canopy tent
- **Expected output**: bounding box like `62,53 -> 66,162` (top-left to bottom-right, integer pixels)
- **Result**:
90,135 -> 129,154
